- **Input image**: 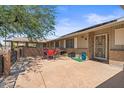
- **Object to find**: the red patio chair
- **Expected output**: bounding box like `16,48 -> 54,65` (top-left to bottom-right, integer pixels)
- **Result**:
47,49 -> 56,59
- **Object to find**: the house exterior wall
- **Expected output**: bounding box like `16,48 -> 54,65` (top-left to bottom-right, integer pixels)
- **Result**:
115,28 -> 124,45
88,23 -> 124,61
109,24 -> 124,61
77,34 -> 88,48
109,50 -> 124,61
59,40 -> 64,48
44,22 -> 124,62
61,35 -> 89,58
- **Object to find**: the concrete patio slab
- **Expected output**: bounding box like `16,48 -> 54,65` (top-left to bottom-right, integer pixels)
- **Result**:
15,57 -> 122,88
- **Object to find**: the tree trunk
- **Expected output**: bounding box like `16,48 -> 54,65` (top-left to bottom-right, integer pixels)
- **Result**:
5,36 -> 6,49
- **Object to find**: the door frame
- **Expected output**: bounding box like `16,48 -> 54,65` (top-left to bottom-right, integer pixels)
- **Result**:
94,34 -> 108,60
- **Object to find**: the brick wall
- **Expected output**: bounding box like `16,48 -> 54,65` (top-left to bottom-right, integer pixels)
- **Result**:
3,50 -> 12,76
109,50 -> 124,61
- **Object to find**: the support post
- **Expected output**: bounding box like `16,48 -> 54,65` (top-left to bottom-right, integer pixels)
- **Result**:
64,40 -> 66,48
74,37 -> 78,48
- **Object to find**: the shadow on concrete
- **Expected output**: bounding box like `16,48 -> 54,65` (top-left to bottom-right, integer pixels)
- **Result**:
96,71 -> 124,88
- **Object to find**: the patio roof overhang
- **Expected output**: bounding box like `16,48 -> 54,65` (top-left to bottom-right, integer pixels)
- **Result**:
5,37 -> 50,43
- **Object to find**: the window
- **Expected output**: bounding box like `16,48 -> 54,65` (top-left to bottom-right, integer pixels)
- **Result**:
115,28 -> 124,45
55,41 -> 59,48
43,43 -> 47,48
50,42 -> 54,48
13,42 -> 18,48
28,43 -> 37,47
59,41 -> 64,48
37,43 -> 43,48
18,43 -> 26,47
66,39 -> 74,48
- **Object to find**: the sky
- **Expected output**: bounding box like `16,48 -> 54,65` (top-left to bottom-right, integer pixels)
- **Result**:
1,5 -> 124,44
48,5 -> 124,39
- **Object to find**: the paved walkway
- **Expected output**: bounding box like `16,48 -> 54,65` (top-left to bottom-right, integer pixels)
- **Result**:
14,57 -> 122,88
97,71 -> 124,88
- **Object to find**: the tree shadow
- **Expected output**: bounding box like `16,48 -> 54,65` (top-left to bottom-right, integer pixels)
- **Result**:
96,71 -> 124,88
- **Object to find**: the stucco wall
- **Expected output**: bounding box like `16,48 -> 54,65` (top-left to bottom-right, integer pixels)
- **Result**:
77,34 -> 88,48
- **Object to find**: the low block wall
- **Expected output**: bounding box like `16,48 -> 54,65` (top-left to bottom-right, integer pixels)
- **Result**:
0,49 -> 20,76
3,50 -> 12,76
22,48 -> 43,57
109,50 -> 124,61
66,48 -> 89,58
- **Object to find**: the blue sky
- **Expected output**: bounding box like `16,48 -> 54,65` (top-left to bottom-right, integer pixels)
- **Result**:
49,5 -> 124,39
1,5 -> 124,44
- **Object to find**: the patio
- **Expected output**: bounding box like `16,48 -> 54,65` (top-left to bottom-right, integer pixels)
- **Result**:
13,56 -> 122,88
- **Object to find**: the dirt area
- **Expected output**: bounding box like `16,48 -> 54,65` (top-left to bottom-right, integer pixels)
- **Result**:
0,58 -> 34,88
14,56 -> 122,88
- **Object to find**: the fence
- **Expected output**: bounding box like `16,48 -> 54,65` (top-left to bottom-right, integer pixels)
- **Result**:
0,49 -> 18,76
22,47 -> 43,57
0,54 -> 4,76
0,47 -> 44,76
11,50 -> 17,65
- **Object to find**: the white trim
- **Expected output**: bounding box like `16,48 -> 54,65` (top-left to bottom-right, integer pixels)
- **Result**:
64,40 -> 66,48
94,34 -> 108,60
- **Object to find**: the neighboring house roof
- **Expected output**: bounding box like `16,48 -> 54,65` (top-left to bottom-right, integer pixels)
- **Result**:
5,37 -> 50,43
54,17 -> 124,40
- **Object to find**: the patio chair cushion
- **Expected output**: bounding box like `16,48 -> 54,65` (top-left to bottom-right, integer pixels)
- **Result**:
47,49 -> 55,56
